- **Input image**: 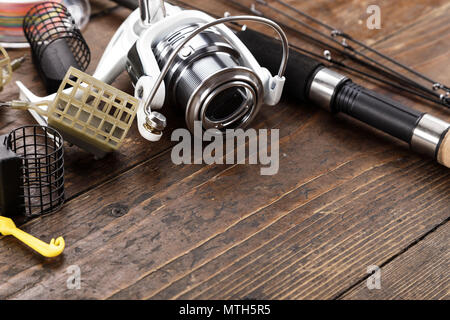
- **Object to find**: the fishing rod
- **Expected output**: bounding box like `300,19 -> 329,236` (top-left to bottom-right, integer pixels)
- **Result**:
160,0 -> 449,109
226,0 -> 450,109
269,0 -> 450,100
238,28 -> 450,168
162,0 -> 450,168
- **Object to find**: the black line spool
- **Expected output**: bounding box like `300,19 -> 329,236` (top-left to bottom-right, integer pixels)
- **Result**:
23,2 -> 90,94
0,126 -> 65,219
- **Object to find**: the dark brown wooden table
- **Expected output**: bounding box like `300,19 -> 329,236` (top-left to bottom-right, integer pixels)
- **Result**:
0,0 -> 448,299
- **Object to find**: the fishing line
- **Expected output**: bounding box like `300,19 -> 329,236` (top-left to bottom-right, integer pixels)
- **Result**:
252,0 -> 450,107
273,0 -> 450,92
169,0 -> 447,107
224,0 -> 435,100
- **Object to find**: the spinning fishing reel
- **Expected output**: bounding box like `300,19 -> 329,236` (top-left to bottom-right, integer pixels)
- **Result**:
94,0 -> 288,141
13,0 -> 287,157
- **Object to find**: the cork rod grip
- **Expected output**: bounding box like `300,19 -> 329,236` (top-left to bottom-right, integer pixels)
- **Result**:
438,130 -> 450,168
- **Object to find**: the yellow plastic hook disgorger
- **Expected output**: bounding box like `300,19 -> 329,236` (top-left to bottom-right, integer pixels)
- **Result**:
0,216 -> 65,258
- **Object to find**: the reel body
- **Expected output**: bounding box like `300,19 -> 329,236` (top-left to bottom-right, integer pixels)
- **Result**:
132,22 -> 265,134
93,2 -> 287,140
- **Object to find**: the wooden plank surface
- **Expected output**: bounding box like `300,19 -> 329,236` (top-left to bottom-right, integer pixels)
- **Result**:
0,0 -> 448,300
342,223 -> 449,300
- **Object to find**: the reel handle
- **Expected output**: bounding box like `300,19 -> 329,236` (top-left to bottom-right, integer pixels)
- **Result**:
139,0 -> 166,25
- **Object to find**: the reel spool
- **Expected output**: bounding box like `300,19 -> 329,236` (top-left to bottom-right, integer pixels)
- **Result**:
151,23 -> 265,133
0,46 -> 12,92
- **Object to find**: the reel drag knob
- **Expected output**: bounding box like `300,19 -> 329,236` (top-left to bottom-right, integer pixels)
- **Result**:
145,111 -> 167,134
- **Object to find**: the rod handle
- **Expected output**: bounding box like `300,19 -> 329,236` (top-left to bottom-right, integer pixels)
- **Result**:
333,82 -> 424,143
438,130 -> 450,168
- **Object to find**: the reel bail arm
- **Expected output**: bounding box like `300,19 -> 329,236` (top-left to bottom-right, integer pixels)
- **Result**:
140,14 -> 289,136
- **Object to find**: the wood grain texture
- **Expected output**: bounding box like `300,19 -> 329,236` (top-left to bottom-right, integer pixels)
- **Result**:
438,131 -> 450,168
0,0 -> 448,300
341,222 -> 449,300
204,0 -> 450,61
117,158 -> 449,300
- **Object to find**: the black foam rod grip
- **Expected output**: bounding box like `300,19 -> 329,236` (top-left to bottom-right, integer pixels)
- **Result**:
237,28 -> 323,102
334,82 -> 424,143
